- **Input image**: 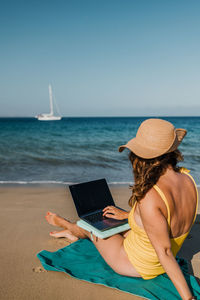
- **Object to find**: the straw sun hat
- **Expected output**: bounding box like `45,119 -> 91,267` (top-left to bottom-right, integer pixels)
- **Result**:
119,118 -> 187,159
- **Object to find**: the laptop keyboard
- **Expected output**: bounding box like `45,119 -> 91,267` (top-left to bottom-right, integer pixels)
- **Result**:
85,211 -> 105,223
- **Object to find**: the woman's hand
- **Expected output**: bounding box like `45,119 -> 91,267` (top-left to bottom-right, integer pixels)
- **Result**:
102,206 -> 129,220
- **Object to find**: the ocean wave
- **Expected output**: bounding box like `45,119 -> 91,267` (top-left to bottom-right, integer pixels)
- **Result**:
0,180 -> 134,186
0,180 -> 68,185
0,179 -> 198,187
4,156 -> 122,169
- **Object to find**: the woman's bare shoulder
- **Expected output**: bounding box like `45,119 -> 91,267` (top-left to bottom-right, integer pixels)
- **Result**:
138,187 -> 166,214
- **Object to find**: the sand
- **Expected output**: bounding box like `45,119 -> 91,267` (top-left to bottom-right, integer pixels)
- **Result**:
0,185 -> 199,300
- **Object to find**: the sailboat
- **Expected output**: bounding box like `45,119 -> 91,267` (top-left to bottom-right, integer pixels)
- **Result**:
36,85 -> 62,121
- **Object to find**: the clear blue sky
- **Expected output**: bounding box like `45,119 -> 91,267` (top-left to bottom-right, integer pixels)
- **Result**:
0,0 -> 200,117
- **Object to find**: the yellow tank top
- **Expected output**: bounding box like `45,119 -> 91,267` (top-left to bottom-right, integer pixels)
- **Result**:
123,168 -> 198,280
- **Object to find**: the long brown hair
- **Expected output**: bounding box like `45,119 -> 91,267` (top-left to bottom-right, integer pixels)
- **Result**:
128,149 -> 184,207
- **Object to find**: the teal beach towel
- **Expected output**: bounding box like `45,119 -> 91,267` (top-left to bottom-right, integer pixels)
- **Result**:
37,239 -> 200,300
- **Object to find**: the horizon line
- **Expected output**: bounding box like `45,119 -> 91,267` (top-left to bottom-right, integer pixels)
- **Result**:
0,115 -> 200,118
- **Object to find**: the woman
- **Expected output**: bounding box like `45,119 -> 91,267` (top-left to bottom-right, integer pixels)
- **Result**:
46,118 -> 198,300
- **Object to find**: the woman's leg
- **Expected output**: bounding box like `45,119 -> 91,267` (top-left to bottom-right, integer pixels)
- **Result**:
45,212 -> 140,277
89,232 -> 140,277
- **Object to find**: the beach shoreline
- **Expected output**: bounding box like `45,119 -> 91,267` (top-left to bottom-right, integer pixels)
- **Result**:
0,185 -> 199,300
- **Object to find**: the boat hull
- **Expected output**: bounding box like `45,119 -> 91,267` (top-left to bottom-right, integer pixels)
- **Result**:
36,115 -> 62,121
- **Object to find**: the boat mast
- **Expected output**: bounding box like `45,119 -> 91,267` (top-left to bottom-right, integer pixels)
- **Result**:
49,84 -> 53,115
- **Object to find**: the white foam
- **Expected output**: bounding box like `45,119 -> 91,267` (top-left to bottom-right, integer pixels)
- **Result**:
0,181 -> 199,188
0,180 -> 66,185
0,180 -> 133,186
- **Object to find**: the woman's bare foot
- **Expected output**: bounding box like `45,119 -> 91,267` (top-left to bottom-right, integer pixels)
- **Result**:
45,211 -> 88,239
50,230 -> 79,242
45,211 -> 70,228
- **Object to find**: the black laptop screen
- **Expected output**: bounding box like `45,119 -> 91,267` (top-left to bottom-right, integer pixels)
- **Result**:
69,179 -> 115,217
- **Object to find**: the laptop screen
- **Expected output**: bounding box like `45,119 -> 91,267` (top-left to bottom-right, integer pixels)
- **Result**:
69,179 -> 115,217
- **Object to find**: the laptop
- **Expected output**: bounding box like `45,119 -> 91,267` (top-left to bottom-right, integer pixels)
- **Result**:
69,178 -> 128,232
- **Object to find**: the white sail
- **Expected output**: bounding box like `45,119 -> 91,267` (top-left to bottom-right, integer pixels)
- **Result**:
36,84 -> 62,121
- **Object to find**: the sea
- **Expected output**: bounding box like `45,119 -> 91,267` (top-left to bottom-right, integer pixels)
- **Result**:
0,117 -> 200,186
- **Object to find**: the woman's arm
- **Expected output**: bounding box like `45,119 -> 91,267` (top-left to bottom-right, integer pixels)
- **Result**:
138,190 -> 193,300
102,206 -> 129,220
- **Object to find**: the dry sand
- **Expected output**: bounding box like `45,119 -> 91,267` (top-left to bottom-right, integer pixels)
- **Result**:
0,185 -> 199,300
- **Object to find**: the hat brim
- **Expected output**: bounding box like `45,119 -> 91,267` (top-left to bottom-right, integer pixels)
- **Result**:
119,138 -> 163,159
119,128 -> 187,159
